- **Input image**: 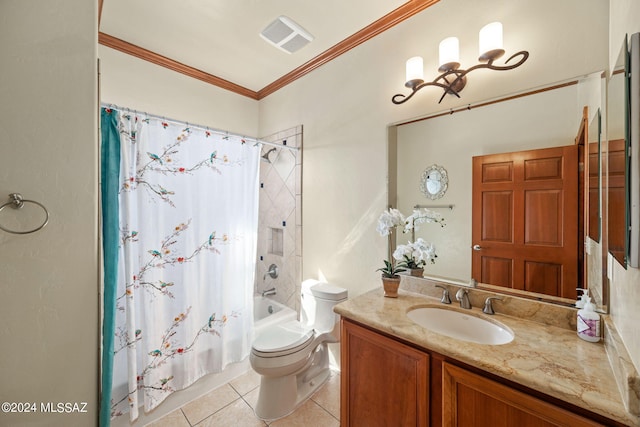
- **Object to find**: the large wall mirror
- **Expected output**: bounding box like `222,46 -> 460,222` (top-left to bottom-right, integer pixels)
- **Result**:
388,73 -> 608,310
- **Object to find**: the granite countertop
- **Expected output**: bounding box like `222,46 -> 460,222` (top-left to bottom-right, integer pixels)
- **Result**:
334,285 -> 639,426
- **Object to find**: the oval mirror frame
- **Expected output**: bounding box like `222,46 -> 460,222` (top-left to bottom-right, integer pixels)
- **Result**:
420,164 -> 448,200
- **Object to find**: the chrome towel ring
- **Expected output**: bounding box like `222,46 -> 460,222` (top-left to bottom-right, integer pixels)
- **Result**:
0,193 -> 49,234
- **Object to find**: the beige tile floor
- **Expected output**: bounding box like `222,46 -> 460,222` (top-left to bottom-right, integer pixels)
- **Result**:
147,369 -> 340,427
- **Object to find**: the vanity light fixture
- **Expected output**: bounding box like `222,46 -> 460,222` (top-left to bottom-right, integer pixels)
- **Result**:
392,22 -> 529,105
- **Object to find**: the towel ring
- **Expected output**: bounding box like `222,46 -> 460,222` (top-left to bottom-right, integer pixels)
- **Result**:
0,193 -> 49,234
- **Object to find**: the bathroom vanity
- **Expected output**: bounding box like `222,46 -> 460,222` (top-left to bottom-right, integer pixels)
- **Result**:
335,281 -> 640,427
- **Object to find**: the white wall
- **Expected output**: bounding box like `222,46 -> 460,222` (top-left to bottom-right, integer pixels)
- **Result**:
608,0 -> 640,372
0,1 -> 98,426
258,0 -> 608,299
99,47 -> 259,137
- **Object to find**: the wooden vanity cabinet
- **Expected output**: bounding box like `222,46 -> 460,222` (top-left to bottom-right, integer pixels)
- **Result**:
442,362 -> 603,427
341,319 -> 609,427
340,318 -> 429,426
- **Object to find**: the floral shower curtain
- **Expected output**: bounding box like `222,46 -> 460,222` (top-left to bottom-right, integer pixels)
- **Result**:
102,108 -> 259,422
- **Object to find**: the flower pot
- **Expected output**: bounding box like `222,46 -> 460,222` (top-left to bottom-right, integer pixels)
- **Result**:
381,276 -> 401,298
409,268 -> 424,277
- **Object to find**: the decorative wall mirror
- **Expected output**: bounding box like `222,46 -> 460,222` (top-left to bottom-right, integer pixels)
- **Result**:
419,164 -> 448,200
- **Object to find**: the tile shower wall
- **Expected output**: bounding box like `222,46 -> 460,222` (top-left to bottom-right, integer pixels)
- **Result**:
255,126 -> 303,313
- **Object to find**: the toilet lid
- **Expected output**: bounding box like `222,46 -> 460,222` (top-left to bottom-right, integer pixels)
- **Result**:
252,321 -> 314,353
310,283 -> 348,301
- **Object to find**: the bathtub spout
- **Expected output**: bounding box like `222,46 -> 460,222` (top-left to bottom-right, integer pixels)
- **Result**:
262,287 -> 276,297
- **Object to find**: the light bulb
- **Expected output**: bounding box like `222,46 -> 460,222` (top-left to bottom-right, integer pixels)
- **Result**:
405,56 -> 424,89
405,56 -> 424,82
438,37 -> 460,72
479,22 -> 505,62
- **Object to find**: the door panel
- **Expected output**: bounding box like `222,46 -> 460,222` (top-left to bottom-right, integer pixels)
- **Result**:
481,191 -> 513,242
524,261 -> 561,295
341,319 -> 429,427
482,161 -> 514,182
472,146 -> 578,298
481,256 -> 513,286
524,190 -> 562,245
524,156 -> 563,180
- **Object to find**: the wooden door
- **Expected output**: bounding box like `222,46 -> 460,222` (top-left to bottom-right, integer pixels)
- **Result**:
442,362 -> 604,426
341,319 -> 429,427
472,145 -> 578,298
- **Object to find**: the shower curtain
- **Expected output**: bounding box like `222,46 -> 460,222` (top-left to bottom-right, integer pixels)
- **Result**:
100,108 -> 259,423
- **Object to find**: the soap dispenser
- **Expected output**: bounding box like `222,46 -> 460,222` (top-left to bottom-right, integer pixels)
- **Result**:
576,291 -> 601,343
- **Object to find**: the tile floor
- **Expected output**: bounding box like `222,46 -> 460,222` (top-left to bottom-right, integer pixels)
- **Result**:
147,369 -> 340,427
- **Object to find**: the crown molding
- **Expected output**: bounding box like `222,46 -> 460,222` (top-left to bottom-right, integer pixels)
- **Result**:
98,0 -> 440,100
98,32 -> 259,99
257,0 -> 440,99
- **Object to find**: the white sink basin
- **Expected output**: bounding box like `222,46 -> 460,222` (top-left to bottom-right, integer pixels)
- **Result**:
407,306 -> 514,345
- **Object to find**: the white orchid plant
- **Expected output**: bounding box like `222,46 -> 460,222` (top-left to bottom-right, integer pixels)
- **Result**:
376,207 -> 445,272
377,207 -> 444,236
393,238 -> 437,269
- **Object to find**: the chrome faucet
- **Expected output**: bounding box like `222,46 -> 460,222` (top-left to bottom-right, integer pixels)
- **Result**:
262,287 -> 276,297
482,296 -> 502,315
435,284 -> 451,304
455,288 -> 472,309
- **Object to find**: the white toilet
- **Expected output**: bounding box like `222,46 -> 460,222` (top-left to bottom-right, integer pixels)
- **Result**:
250,280 -> 348,420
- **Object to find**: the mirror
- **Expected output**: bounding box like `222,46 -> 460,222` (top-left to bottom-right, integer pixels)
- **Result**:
588,109 -> 601,243
586,107 -> 606,310
607,37 -> 629,268
389,73 -> 605,308
420,164 -> 449,199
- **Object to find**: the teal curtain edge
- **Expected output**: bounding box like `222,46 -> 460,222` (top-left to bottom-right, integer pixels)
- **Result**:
99,108 -> 120,427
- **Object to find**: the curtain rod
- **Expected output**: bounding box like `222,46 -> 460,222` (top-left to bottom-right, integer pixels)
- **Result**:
100,102 -> 299,151
394,79 -> 579,127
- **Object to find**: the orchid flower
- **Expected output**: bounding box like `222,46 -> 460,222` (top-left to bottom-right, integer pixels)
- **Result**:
376,208 -> 406,236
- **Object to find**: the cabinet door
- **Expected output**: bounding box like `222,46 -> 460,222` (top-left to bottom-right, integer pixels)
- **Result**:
442,362 -> 603,427
341,319 -> 429,427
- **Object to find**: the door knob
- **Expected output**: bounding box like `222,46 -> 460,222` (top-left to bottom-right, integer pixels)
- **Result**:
473,244 -> 482,251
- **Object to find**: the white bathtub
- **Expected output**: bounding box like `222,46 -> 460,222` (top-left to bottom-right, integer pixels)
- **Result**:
253,295 -> 297,334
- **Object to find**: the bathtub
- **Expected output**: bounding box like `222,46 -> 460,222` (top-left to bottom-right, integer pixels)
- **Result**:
253,295 -> 297,335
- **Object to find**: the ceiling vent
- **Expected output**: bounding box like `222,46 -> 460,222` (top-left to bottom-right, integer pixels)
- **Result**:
260,16 -> 314,54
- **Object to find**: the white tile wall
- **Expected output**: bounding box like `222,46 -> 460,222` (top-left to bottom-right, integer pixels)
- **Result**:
255,127 -> 303,313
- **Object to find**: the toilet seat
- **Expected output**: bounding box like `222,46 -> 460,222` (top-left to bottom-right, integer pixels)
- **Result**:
252,321 -> 315,358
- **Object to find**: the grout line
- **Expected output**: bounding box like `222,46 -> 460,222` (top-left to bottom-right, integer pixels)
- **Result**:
238,394 -> 269,426
178,408 -> 192,427
191,396 -> 244,427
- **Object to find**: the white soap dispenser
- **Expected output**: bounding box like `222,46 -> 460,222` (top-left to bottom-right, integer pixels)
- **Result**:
576,291 -> 601,343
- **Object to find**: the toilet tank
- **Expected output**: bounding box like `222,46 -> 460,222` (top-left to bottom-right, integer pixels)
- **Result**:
301,280 -> 348,333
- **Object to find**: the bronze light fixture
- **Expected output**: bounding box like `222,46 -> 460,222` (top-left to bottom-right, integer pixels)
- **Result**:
392,22 -> 529,105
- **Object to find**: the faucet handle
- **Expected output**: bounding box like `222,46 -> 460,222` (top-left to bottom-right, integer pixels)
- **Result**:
483,296 -> 503,315
434,284 -> 451,304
